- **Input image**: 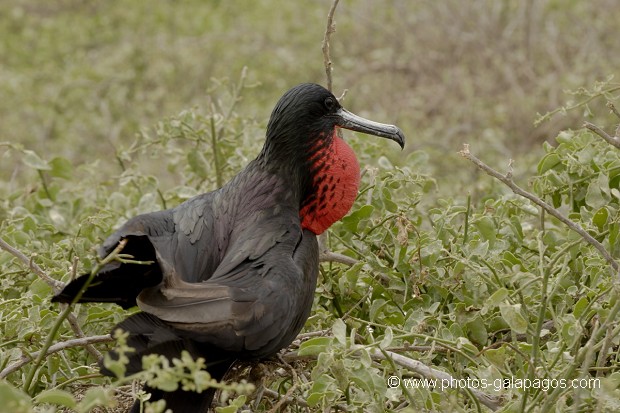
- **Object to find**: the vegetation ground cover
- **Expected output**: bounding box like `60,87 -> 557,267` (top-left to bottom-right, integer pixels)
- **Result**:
1,1 -> 620,411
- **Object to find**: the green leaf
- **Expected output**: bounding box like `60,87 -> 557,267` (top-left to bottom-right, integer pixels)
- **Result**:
76,387 -> 114,412
537,152 -> 561,174
0,382 -> 33,413
573,296 -> 589,318
332,318 -> 347,345
369,298 -> 387,322
22,149 -> 51,170
341,204 -> 375,233
377,156 -> 393,169
485,346 -> 508,368
35,389 -> 76,409
592,206 -> 609,231
298,337 -> 333,356
30,278 -> 52,297
499,303 -> 528,334
501,251 -> 521,268
610,222 -> 620,256
481,288 -> 509,315
380,326 -> 393,348
306,375 -> 336,407
488,288 -> 509,306
585,173 -> 610,209
473,216 -> 496,247
560,315 -> 583,346
49,157 -> 74,179
187,151 -> 208,179
556,130 -> 574,143
215,395 -> 247,413
466,316 -> 488,345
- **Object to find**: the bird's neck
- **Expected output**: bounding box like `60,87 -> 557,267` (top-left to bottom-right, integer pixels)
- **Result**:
253,130 -> 361,235
299,132 -> 360,235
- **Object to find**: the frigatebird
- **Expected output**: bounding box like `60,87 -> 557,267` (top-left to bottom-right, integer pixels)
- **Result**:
53,83 -> 405,412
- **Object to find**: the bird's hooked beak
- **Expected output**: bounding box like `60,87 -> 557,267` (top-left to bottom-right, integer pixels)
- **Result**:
335,108 -> 405,149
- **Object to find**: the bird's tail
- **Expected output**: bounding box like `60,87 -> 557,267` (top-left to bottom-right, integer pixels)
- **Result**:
51,235 -> 162,309
102,312 -> 235,413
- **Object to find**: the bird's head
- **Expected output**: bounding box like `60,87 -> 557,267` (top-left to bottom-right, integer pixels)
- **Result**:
263,83 -> 404,162
259,83 -> 406,235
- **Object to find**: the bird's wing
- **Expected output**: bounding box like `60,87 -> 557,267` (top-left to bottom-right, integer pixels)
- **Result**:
137,211 -> 319,354
52,192 -> 219,308
51,209 -> 177,308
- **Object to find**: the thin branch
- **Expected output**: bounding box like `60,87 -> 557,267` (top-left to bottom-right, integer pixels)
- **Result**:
584,121 -> 620,149
459,144 -> 619,277
267,356 -> 300,413
64,255 -> 102,359
64,310 -> 103,360
24,239 -> 128,393
0,335 -> 112,379
357,346 -> 502,411
322,0 -> 340,92
293,329 -> 331,342
0,238 -> 102,359
262,388 -> 309,409
319,250 -> 359,266
535,85 -> 620,126
0,236 -> 64,292
607,101 -> 620,121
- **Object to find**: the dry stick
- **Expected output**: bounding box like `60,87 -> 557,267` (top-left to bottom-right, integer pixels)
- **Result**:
0,335 -> 112,379
63,255 -> 102,360
319,250 -> 359,266
458,144 -> 620,277
0,237 -> 64,292
608,101 -> 620,123
23,240 -> 129,393
322,0 -> 339,92
0,237 -> 102,359
583,121 -> 620,149
63,307 -> 103,360
267,355 -> 301,413
355,346 -> 502,411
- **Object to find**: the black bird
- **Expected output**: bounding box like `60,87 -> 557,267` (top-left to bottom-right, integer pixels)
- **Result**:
53,83 -> 405,412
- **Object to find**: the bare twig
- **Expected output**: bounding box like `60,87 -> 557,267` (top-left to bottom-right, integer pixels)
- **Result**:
535,85 -> 620,126
319,250 -> 359,266
0,335 -> 112,379
266,382 -> 299,413
322,0 -> 340,92
64,310 -> 103,360
0,236 -> 64,292
267,355 -> 301,413
459,144 -> 620,277
64,255 -> 103,360
24,239 -> 128,393
0,238 -> 102,359
608,101 -> 620,121
262,388 -> 309,409
584,121 -> 620,149
356,346 -> 502,411
294,329 -> 331,341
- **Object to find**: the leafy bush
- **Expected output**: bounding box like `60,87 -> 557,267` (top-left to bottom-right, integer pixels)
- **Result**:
2,1 -> 620,411
2,78 -> 619,412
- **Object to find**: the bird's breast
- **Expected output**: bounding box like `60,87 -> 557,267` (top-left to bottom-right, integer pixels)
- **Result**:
300,134 -> 360,234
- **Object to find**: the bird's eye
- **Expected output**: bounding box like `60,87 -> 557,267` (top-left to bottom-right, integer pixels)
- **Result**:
324,97 -> 335,110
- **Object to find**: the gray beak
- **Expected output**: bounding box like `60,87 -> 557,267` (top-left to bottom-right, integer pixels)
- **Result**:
336,108 -> 405,149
